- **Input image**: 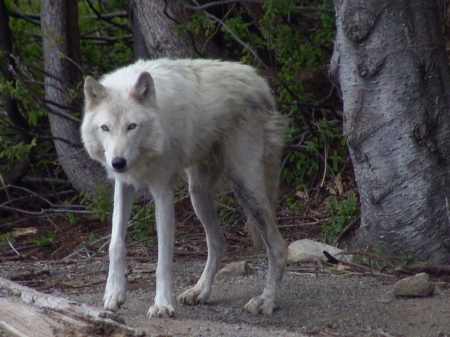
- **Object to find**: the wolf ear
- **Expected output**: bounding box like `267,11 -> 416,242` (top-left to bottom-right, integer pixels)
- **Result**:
131,72 -> 155,102
84,76 -> 107,109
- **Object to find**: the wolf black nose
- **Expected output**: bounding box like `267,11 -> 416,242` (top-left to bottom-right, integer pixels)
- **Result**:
111,157 -> 127,170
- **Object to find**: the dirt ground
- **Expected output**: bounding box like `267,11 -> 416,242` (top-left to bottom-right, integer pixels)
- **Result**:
1,249 -> 450,337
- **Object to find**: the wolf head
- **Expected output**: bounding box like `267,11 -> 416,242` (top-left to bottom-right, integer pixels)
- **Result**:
81,72 -> 164,176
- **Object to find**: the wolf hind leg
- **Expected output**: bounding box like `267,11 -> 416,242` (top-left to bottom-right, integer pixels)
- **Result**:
246,111 -> 286,249
177,162 -> 226,306
236,179 -> 286,315
224,131 -> 287,315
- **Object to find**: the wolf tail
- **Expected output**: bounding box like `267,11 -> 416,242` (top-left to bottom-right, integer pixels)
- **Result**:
247,111 -> 286,249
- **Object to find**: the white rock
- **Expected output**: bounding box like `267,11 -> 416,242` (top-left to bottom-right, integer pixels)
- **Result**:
287,239 -> 351,263
392,272 -> 435,297
215,261 -> 254,281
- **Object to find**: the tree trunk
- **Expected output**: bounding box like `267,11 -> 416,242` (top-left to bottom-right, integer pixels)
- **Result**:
132,0 -> 198,59
41,0 -> 105,194
0,0 -> 33,187
331,0 -> 450,262
132,0 -> 223,60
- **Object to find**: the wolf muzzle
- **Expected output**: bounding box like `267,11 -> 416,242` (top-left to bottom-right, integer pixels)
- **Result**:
111,157 -> 127,170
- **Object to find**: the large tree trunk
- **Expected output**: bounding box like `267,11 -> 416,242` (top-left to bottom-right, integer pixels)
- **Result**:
331,0 -> 450,262
132,0 -> 223,60
41,0 -> 105,194
0,0 -> 33,187
132,0 -> 198,59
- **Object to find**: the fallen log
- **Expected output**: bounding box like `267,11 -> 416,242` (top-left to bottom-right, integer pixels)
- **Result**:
395,262 -> 450,276
0,276 -> 145,337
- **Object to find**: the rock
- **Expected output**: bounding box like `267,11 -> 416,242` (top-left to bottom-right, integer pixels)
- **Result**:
392,273 -> 435,297
215,261 -> 254,281
287,239 -> 351,263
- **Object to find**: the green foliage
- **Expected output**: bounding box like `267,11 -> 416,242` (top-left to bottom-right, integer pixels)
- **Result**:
87,232 -> 105,250
0,138 -> 36,161
0,232 -> 14,243
128,202 -> 156,245
283,118 -> 346,189
185,11 -> 216,37
34,231 -> 56,247
322,195 -> 358,243
1,0 -> 133,182
81,184 -> 112,222
66,212 -> 82,225
0,80 -> 28,100
218,195 -> 242,226
88,232 -> 96,244
78,0 -> 133,73
386,243 -> 414,266
353,244 -> 413,268
351,244 -> 384,268
283,150 -> 319,188
285,196 -> 302,212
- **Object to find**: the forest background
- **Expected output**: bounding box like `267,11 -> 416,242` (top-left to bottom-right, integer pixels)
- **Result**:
1,0 -> 448,264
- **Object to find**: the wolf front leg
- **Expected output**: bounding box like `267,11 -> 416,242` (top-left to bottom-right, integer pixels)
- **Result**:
104,181 -> 135,312
147,184 -> 176,318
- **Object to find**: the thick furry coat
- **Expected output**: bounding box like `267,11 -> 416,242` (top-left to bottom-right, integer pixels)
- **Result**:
81,59 -> 287,318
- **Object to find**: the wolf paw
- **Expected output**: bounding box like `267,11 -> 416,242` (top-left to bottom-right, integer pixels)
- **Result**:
244,295 -> 277,315
147,304 -> 175,318
177,285 -> 210,306
103,288 -> 127,312
103,276 -> 127,312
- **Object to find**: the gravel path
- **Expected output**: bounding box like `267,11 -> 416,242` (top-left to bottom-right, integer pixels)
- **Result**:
2,256 -> 450,336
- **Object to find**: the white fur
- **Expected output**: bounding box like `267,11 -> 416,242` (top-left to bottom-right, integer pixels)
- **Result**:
81,58 -> 287,318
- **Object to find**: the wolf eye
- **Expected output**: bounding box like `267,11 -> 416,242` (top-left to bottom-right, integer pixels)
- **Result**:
128,123 -> 137,130
101,125 -> 109,131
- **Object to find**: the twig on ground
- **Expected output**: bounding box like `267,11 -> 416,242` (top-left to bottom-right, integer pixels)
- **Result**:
7,240 -> 21,256
332,217 -> 360,245
339,250 -> 396,270
323,250 -> 373,272
62,201 -> 154,260
0,185 -> 89,216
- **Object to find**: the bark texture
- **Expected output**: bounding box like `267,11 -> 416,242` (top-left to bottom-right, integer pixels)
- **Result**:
132,0 -> 198,59
132,0 -> 223,60
41,0 -> 105,194
331,0 -> 450,262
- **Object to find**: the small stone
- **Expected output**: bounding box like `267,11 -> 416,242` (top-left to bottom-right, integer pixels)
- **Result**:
215,261 -> 254,281
392,272 -> 435,297
287,239 -> 352,263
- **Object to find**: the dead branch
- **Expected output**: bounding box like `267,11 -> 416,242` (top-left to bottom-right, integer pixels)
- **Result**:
332,217 -> 360,245
395,262 -> 450,276
85,0 -> 132,33
0,185 -> 91,217
0,276 -> 145,337
182,0 -> 334,13
338,250 -> 396,269
181,0 -> 266,11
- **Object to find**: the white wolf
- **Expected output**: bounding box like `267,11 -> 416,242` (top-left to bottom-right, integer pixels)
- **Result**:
81,58 -> 287,318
